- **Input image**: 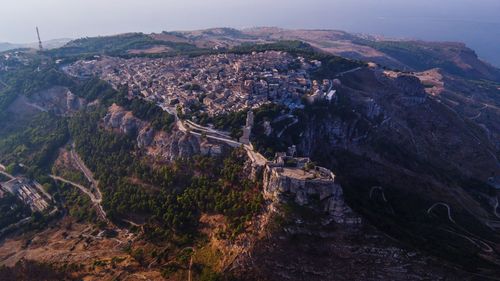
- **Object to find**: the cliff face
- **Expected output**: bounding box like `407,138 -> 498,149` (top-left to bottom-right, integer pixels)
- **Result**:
235,154 -> 475,281
145,130 -> 224,161
231,67 -> 500,280
297,69 -> 498,181
103,104 -> 147,136
273,68 -> 500,273
103,104 -> 225,161
7,86 -> 86,117
32,86 -> 87,114
262,163 -> 360,225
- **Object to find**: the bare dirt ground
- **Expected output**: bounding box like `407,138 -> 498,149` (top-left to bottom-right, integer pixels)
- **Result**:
415,68 -> 445,96
128,46 -> 173,55
0,218 -> 163,281
149,33 -> 190,44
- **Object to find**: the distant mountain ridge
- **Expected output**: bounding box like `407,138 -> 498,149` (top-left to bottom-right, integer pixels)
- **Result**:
0,38 -> 71,52
168,27 -> 500,82
52,27 -> 500,82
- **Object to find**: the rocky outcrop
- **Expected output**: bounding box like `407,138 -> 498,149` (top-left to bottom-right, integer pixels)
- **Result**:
262,156 -> 360,225
38,86 -> 87,113
234,153 -> 471,281
103,104 -> 226,161
269,67 -> 500,273
137,127 -> 155,148
148,130 -> 201,161
103,104 -> 147,136
65,91 -> 86,111
200,140 -> 223,156
394,75 -> 426,96
8,86 -> 87,116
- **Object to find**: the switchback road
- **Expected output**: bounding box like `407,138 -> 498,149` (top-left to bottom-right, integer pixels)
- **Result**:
49,175 -> 108,222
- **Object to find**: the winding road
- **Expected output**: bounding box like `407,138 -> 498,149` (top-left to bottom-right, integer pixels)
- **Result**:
468,103 -> 489,120
49,175 -> 107,222
494,197 -> 500,219
427,202 -> 455,223
427,202 -> 496,253
369,186 -> 388,202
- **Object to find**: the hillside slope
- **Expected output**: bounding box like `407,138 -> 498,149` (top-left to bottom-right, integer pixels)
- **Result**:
1,29 -> 500,280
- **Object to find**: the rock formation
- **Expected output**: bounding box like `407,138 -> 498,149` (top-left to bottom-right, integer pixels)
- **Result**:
103,104 -> 226,161
261,153 -> 360,225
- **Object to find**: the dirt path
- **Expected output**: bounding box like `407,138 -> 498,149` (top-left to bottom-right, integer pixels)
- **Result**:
188,254 -> 193,281
183,247 -> 195,281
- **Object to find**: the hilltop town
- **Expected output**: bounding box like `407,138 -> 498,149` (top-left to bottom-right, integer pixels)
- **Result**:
64,51 -> 337,116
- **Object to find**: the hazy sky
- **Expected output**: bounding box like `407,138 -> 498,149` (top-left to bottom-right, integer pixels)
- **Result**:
1,0 -> 499,65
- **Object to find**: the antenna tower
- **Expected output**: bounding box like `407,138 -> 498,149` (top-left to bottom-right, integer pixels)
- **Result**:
36,27 -> 43,52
